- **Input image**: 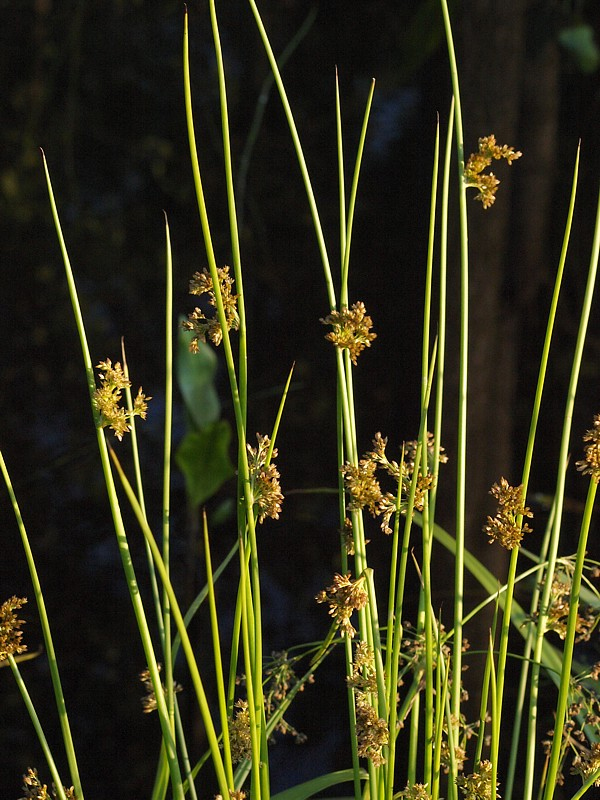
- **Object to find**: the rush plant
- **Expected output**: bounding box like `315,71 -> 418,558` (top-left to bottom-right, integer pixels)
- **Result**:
2,2 -> 600,800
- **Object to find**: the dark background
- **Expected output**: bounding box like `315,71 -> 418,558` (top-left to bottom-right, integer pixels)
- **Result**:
1,0 -> 599,797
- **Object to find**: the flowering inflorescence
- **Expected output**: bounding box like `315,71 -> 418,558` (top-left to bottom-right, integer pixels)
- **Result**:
92,359 -> 150,440
397,784 -> 433,800
315,573 -> 368,638
456,760 -> 499,800
347,641 -> 389,766
183,266 -> 239,350
543,669 -> 600,786
228,699 -> 252,764
464,134 -> 522,209
535,561 -> 600,642
139,663 -> 183,714
576,413 -> 600,482
320,301 -> 376,365
342,432 -> 446,535
482,477 -> 532,550
0,596 -> 27,662
19,769 -> 76,800
246,433 -> 284,523
263,650 -> 310,742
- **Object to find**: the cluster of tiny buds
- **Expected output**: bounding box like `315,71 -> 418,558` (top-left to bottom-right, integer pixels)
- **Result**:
19,768 -> 76,800
320,301 -> 376,365
0,595 -> 27,662
92,358 -> 150,440
315,573 -> 368,638
464,134 -> 522,208
482,477 -> 532,550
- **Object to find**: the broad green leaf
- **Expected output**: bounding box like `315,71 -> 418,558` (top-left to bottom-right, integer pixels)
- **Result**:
271,768 -> 368,800
175,421 -> 234,506
558,24 -> 600,74
177,323 -> 221,429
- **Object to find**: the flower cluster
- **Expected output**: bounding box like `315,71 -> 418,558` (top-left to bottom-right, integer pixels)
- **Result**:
355,695 -> 389,766
571,742 -> 600,787
456,760 -> 499,800
397,785 -> 433,800
347,642 -> 389,765
482,477 -> 532,550
576,413 -> 600,482
228,699 -> 252,764
19,769 -> 76,800
246,433 -> 284,523
464,134 -> 522,209
139,663 -> 183,714
316,573 -> 368,638
92,359 -> 150,440
543,670 -> 600,786
215,792 -> 246,800
0,596 -> 27,662
539,562 -> 600,642
342,432 -> 445,535
263,650 -> 310,742
320,301 -> 376,365
183,266 -> 239,349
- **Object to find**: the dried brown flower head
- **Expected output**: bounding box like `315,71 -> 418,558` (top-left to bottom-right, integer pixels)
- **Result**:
464,134 -> 522,209
456,760 -> 499,800
483,477 -> 532,550
246,433 -> 284,523
139,663 -> 183,713
183,266 -> 240,349
577,414 -> 600,482
0,596 -> 27,662
92,359 -> 150,440
321,301 -> 376,365
316,573 -> 368,638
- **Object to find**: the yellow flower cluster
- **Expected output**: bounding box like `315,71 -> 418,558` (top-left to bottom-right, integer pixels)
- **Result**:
464,134 -> 522,208
0,596 -> 27,662
183,266 -> 239,349
92,359 -> 150,440
321,301 -> 376,365
482,477 -> 532,550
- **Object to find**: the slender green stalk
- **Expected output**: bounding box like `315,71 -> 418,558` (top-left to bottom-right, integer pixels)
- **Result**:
544,479 -> 597,796
203,511 -> 235,788
439,0 -> 469,730
0,449 -> 83,798
43,152 -> 184,799
161,213 -> 175,736
208,0 -> 247,425
9,656 -> 69,800
340,78 -> 375,302
109,447 -> 231,798
542,183 -> 600,799
246,0 -> 335,309
503,146 -> 580,800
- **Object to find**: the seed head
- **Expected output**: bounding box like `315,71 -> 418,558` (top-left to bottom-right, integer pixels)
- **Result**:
321,301 -> 376,365
464,134 -> 521,209
183,266 -> 239,349
483,477 -> 532,550
316,573 -> 368,638
93,359 -> 150,440
0,596 -> 27,662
